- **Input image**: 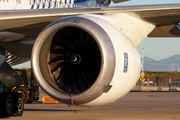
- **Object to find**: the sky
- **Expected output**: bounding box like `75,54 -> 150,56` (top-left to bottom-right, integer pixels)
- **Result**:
13,0 -> 180,68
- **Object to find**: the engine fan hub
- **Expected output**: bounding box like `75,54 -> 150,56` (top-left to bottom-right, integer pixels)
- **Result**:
71,54 -> 81,65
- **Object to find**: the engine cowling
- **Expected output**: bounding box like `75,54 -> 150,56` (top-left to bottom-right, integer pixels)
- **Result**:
32,14 -> 141,107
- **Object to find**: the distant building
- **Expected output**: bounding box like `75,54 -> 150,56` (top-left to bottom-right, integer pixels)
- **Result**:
176,66 -> 179,72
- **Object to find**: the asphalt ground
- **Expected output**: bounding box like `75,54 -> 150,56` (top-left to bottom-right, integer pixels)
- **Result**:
3,92 -> 180,120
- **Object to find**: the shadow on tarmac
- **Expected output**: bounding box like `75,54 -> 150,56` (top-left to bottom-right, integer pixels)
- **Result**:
24,109 -> 78,112
0,116 -> 9,119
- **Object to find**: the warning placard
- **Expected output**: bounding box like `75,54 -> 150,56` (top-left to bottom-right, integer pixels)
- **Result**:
140,77 -> 146,82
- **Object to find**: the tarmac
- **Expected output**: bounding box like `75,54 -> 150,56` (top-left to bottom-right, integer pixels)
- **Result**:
3,92 -> 180,120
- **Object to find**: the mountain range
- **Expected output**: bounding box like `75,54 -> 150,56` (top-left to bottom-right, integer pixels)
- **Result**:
143,54 -> 180,71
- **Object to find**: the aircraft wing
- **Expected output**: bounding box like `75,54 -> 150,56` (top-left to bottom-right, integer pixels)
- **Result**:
1,4 -> 180,28
1,4 -> 180,37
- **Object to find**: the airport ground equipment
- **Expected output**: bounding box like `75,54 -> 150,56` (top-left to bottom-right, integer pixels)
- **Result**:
12,69 -> 39,103
42,95 -> 61,104
0,48 -> 37,117
169,81 -> 180,91
0,68 -> 38,117
0,48 -> 25,117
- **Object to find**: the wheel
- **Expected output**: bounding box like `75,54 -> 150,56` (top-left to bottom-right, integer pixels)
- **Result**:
0,93 -> 14,117
13,86 -> 29,103
12,93 -> 24,116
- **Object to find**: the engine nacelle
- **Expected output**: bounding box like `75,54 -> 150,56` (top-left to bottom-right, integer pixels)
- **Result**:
32,14 -> 141,107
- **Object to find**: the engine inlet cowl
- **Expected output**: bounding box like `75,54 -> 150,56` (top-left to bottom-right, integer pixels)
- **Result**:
32,16 -> 116,105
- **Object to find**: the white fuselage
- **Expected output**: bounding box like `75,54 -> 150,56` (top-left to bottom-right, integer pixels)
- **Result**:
0,0 -> 78,10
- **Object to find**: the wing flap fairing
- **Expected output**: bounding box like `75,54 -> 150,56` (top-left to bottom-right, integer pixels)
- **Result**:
112,0 -> 129,4
148,24 -> 180,37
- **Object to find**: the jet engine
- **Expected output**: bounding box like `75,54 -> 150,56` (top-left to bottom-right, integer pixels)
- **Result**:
32,15 -> 141,107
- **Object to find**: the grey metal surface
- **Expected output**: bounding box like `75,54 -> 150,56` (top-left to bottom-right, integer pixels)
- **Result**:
0,46 -> 5,66
148,24 -> 180,37
5,52 -> 30,66
32,16 -> 116,105
112,0 -> 129,3
0,62 -> 23,88
0,41 -> 33,58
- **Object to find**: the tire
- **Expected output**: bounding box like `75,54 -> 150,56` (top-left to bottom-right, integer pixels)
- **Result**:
0,93 -> 14,117
12,93 -> 24,116
13,86 -> 29,103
